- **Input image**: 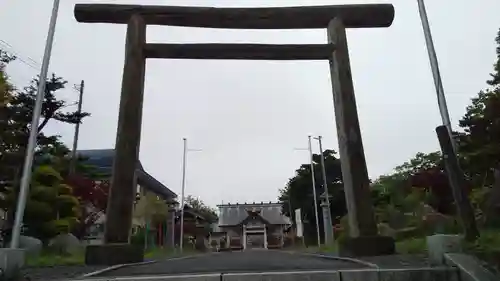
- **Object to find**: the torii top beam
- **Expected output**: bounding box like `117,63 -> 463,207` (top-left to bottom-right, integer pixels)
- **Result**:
74,3 -> 395,29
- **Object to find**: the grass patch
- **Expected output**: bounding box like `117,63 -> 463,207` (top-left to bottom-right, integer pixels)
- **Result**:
144,247 -> 199,260
26,250 -> 85,267
25,246 -> 199,267
464,229 -> 500,274
465,229 -> 500,252
396,237 -> 427,254
317,243 -> 338,254
395,229 -> 500,256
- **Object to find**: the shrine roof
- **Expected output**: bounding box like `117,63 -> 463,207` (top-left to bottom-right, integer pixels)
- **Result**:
76,149 -> 177,200
217,202 -> 291,226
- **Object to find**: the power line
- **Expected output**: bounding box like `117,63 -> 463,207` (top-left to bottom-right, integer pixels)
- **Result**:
0,38 -> 80,95
0,39 -> 39,69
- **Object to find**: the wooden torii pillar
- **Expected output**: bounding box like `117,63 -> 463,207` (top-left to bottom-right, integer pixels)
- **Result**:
74,3 -> 395,264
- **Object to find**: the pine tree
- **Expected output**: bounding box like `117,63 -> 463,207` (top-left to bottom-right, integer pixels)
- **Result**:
458,28 -> 500,187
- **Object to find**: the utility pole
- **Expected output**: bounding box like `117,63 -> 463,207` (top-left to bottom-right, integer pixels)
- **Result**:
417,0 -> 478,240
307,136 -> 321,247
315,136 -> 334,245
10,0 -> 61,249
178,138 -> 202,252
69,80 -> 84,175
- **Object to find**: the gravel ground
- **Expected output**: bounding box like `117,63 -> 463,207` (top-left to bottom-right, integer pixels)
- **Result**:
20,265 -> 108,281
97,250 -> 368,277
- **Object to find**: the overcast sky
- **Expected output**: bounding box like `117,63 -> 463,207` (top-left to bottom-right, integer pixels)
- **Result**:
1,0 -> 499,208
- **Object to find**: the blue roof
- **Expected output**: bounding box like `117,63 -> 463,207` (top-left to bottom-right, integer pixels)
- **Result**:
77,149 -> 114,176
77,149 -> 177,200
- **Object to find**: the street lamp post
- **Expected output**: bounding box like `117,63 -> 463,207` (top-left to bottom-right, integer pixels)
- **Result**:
293,139 -> 321,247
416,0 -> 455,148
307,136 -> 321,247
179,138 -> 202,253
10,0 -> 61,249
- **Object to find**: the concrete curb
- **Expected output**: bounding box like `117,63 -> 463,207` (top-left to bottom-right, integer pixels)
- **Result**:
74,267 -> 458,281
80,253 -> 215,278
280,249 -> 378,268
81,260 -> 157,278
298,252 -> 379,268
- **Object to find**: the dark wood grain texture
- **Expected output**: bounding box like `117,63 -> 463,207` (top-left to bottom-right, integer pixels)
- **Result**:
327,18 -> 378,238
105,14 -> 146,244
74,3 -> 395,29
144,43 -> 335,60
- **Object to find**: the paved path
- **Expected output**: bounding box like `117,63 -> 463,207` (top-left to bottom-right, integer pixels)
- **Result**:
98,250 -> 368,277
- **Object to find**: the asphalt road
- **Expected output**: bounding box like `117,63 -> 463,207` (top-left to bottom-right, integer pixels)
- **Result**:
98,250 -> 368,277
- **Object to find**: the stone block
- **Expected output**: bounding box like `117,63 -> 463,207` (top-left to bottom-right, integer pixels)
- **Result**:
426,234 -> 462,265
0,248 -> 25,279
85,243 -> 144,266
49,233 -> 81,255
131,273 -> 221,281
340,268 -> 459,281
340,269 -> 378,281
378,267 -> 459,281
9,235 -> 42,256
223,271 -> 340,281
338,235 -> 395,257
177,274 -> 221,281
378,223 -> 396,238
444,253 -> 498,281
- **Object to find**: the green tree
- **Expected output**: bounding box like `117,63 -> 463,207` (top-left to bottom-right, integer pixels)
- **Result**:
394,152 -> 441,176
0,50 -> 15,107
184,195 -> 218,223
133,192 -> 169,227
370,151 -> 440,207
371,151 -> 456,215
279,149 -> 344,245
0,165 -> 80,242
370,28 -> 500,233
0,49 -> 90,232
0,48 -> 90,190
0,50 -> 17,185
458,28 -> 500,188
487,29 -> 500,86
371,173 -> 408,208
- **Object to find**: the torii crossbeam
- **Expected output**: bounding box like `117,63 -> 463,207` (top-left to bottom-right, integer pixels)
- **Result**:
74,3 -> 396,265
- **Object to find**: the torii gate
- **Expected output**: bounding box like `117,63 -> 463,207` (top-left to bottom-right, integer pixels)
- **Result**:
74,3 -> 396,265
